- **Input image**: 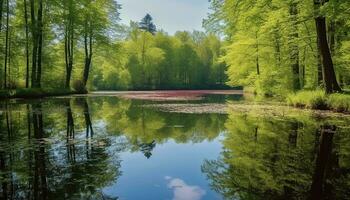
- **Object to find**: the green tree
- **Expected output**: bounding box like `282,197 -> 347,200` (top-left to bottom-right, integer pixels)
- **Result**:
29,0 -> 44,88
207,0 -> 350,95
139,13 -> 156,35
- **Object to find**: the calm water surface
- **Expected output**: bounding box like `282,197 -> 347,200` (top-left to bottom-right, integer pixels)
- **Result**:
0,94 -> 349,200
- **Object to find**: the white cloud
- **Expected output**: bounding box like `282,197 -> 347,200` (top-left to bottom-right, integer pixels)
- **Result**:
118,0 -> 209,34
166,177 -> 206,200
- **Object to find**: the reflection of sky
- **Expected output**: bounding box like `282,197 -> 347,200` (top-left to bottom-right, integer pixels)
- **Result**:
103,138 -> 223,200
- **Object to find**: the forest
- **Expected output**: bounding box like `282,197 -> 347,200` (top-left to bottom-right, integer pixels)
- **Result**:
0,0 -> 349,110
0,0 -> 227,93
205,0 -> 350,96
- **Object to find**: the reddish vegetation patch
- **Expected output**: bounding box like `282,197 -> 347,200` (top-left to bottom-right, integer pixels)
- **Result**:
91,90 -> 243,101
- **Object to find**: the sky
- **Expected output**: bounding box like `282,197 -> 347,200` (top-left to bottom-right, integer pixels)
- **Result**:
118,0 -> 210,35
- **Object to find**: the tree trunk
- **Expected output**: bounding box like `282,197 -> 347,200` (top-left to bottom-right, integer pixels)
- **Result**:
315,16 -> 341,93
317,48 -> 323,86
0,0 -> 3,32
274,23 -> 281,66
30,0 -> 37,87
256,33 -> 260,75
83,21 -> 92,88
8,27 -> 11,87
36,0 -> 43,88
30,0 -> 43,88
3,0 -> 9,89
24,0 -> 30,88
64,31 -> 69,87
65,8 -> 74,88
328,20 -> 335,55
301,48 -> 306,88
289,2 -> 301,91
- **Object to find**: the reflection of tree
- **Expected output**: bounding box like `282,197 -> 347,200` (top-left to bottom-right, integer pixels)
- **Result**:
82,98 -> 95,160
309,125 -> 335,200
0,100 -> 122,199
66,101 -> 75,140
31,103 -> 49,199
93,99 -> 226,159
50,98 -> 121,199
66,100 -> 76,162
202,112 -> 350,200
95,99 -> 226,151
0,109 -> 8,199
1,103 -> 19,199
83,99 -> 94,138
139,140 -> 156,159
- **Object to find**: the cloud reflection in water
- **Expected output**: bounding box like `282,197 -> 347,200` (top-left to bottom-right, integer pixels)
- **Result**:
166,176 -> 206,200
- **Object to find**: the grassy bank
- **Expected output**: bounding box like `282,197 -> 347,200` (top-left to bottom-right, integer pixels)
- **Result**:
287,90 -> 350,113
0,88 -> 85,99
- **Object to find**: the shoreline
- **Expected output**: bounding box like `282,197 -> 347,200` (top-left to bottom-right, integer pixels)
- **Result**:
0,88 -> 86,100
1,89 -> 349,115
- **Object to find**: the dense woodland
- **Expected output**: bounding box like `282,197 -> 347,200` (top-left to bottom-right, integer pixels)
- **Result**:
0,1 -> 226,91
205,0 -> 350,95
1,0 -> 350,96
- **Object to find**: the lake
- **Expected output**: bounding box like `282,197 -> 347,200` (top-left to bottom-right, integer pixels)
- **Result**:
0,91 -> 349,200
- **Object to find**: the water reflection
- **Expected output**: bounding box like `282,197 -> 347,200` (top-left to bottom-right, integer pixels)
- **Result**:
166,176 -> 206,200
1,97 -> 350,199
0,97 -> 226,199
0,99 -> 122,199
202,111 -> 350,200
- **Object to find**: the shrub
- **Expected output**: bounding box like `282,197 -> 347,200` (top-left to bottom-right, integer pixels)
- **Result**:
327,93 -> 350,113
287,90 -> 350,113
0,88 -> 75,99
287,90 -> 328,109
73,80 -> 87,93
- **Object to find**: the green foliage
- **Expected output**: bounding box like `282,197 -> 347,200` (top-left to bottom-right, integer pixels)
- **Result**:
95,26 -> 228,90
0,88 -> 75,99
0,0 -> 121,92
287,90 -> 350,112
206,0 -> 350,96
0,2 -> 228,94
287,90 -> 328,109
203,110 -> 350,200
327,93 -> 350,112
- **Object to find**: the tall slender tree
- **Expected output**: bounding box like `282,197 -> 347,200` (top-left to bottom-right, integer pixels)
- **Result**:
82,18 -> 92,88
3,0 -> 9,89
64,0 -> 75,88
24,0 -> 30,88
0,0 -> 3,32
289,1 -> 301,91
30,0 -> 44,88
